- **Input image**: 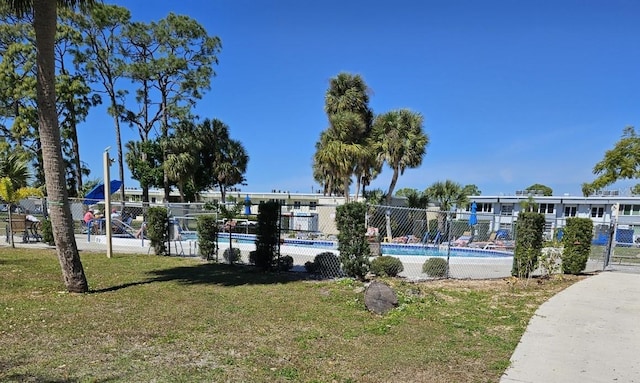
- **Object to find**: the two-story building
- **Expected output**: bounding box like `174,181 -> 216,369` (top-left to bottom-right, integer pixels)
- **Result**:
460,190 -> 640,242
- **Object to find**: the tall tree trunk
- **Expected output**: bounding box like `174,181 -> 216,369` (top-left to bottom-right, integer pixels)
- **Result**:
70,119 -> 82,195
219,184 -> 226,204
142,186 -> 149,203
111,110 -> 125,209
161,93 -> 170,202
385,168 -> 400,205
343,176 -> 350,203
34,1 -> 88,293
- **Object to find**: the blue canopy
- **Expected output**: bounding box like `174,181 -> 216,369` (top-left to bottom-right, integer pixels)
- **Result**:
468,201 -> 478,226
244,195 -> 252,215
83,180 -> 123,205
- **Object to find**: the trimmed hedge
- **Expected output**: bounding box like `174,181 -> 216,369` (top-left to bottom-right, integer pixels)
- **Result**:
40,219 -> 54,246
422,257 -> 448,278
336,202 -> 370,280
512,212 -> 545,278
146,207 -> 168,256
562,217 -> 592,274
254,200 -> 281,270
196,215 -> 218,261
223,247 -> 241,264
305,252 -> 342,277
370,256 -> 404,277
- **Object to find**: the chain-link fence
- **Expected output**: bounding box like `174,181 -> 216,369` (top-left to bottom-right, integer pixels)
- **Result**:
66,201 -> 521,280
600,220 -> 640,272
6,199 -> 627,279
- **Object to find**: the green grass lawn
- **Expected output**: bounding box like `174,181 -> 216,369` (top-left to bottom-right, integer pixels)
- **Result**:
0,248 -> 582,383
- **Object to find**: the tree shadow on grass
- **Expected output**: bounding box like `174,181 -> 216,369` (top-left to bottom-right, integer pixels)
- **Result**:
1,358 -> 120,383
91,263 -> 314,293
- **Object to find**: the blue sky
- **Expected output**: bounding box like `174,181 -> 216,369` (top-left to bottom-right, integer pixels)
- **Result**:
78,0 -> 640,197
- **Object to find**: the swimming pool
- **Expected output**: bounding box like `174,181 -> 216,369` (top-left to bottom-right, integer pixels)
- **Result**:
381,243 -> 512,258
179,232 -> 512,258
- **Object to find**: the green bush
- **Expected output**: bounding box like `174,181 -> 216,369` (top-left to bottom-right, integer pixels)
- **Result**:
196,215 -> 218,261
254,201 -> 280,270
306,252 -> 342,277
422,257 -> 448,278
146,207 -> 168,256
277,255 -> 294,271
304,260 -> 316,274
336,202 -> 370,280
562,217 -> 592,274
370,256 -> 404,277
512,212 -> 545,278
40,219 -> 54,246
223,247 -> 241,264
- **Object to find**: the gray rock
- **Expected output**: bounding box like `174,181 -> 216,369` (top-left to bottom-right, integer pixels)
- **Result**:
364,280 -> 398,315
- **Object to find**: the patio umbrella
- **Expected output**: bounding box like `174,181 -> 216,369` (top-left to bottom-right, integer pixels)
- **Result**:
244,195 -> 252,215
83,180 -> 123,205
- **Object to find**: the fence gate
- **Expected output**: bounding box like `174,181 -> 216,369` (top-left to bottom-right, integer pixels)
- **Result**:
604,222 -> 640,272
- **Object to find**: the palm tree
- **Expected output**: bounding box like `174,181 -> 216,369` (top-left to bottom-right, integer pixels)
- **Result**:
215,139 -> 248,203
395,188 -> 430,208
426,180 -> 468,237
0,152 -> 30,189
373,109 -> 429,205
165,152 -> 195,202
426,180 -> 468,212
315,72 -> 374,202
313,131 -> 341,196
7,0 -> 93,293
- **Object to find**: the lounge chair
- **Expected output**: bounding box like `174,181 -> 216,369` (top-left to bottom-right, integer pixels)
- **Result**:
452,234 -> 472,247
451,231 -> 473,247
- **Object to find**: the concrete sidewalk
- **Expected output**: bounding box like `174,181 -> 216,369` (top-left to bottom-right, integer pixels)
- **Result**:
501,271 -> 640,383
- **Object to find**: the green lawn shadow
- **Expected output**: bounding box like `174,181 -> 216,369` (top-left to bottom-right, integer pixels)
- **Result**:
91,263 -> 312,293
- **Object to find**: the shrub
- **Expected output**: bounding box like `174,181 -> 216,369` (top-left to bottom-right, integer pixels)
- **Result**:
304,261 -> 316,274
370,256 -> 404,277
562,217 -> 593,274
336,202 -> 370,280
196,215 -> 218,261
146,207 -> 168,256
40,219 -> 54,246
422,257 -> 448,278
539,248 -> 562,277
277,255 -> 294,271
223,247 -> 241,264
254,201 -> 280,270
307,252 -> 342,277
512,212 -> 545,278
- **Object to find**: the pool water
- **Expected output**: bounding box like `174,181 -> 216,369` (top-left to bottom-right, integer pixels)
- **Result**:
178,232 -> 512,258
382,243 -> 512,258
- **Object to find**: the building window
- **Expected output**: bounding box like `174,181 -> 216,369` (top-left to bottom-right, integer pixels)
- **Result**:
564,206 -> 577,217
619,204 -> 640,216
499,223 -> 512,231
309,201 -> 317,211
471,203 -> 492,212
591,207 -> 604,218
501,204 -> 513,216
293,201 -> 301,210
538,203 -> 554,214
